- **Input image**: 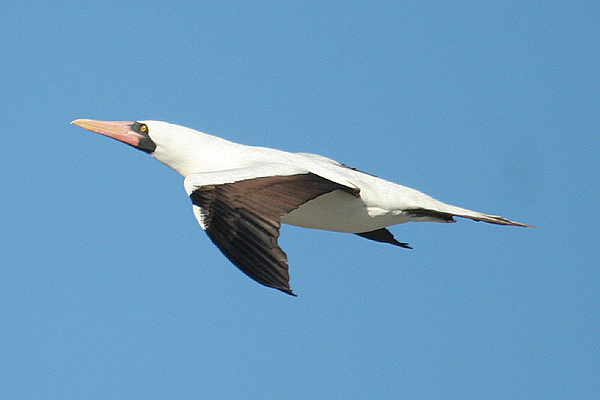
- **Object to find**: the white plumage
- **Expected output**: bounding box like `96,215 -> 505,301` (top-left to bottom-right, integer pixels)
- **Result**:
72,119 -> 533,295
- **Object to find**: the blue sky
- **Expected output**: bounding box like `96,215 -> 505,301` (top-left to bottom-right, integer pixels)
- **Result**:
1,1 -> 598,398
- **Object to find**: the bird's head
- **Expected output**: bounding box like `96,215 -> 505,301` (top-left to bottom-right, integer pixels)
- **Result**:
71,119 -> 217,176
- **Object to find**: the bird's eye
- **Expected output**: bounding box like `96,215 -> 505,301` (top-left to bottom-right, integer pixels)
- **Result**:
140,124 -> 148,133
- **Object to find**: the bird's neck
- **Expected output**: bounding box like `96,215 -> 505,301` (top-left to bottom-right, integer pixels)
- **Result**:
151,131 -> 249,177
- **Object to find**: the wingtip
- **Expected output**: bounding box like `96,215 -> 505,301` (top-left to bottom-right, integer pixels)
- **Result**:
280,287 -> 297,297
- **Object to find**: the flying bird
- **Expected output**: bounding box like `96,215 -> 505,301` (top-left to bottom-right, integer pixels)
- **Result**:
72,119 -> 533,295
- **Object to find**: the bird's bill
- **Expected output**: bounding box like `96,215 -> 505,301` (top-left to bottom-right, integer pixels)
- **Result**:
71,119 -> 142,148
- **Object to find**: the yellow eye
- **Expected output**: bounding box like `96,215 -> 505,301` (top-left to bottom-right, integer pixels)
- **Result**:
140,124 -> 148,133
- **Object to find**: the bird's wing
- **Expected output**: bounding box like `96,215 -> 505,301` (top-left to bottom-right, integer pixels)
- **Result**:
184,166 -> 360,295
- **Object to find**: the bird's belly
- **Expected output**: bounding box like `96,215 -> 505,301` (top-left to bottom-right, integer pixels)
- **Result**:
281,190 -> 409,233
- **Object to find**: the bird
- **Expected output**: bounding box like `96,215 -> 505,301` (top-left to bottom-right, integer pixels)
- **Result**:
71,119 -> 534,296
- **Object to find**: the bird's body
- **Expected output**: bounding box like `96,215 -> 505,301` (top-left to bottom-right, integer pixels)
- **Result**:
72,119 -> 533,295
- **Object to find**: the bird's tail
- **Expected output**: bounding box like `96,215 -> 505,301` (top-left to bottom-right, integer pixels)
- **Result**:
404,204 -> 535,228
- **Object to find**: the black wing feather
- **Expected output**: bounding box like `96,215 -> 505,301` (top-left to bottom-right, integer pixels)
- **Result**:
355,228 -> 412,249
189,173 -> 359,295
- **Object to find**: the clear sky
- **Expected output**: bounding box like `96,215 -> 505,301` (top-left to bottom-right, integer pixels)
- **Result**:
1,1 -> 598,399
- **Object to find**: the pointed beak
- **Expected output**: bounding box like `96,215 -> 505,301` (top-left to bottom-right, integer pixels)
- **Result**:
71,119 -> 142,148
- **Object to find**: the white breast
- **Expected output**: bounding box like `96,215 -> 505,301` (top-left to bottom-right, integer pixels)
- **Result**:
281,190 -> 410,233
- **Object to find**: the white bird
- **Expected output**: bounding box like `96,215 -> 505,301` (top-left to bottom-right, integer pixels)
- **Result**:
72,119 -> 533,295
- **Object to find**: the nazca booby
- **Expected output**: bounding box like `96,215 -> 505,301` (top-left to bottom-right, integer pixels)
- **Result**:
72,119 -> 533,296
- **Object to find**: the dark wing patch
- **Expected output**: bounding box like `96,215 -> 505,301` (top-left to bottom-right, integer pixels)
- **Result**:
190,173 -> 359,296
405,208 -> 456,222
355,228 -> 412,249
339,163 -> 379,177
